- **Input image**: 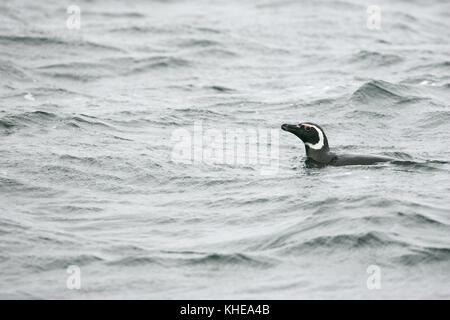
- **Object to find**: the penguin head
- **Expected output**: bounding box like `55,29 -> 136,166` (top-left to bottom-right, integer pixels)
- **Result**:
281,122 -> 329,151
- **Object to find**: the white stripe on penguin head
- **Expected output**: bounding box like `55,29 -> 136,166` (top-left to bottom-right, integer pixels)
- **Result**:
304,124 -> 324,150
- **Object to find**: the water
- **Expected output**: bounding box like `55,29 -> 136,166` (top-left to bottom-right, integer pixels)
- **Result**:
1,0 -> 449,299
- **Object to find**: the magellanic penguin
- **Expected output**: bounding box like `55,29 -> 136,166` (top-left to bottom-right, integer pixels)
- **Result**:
281,122 -> 393,166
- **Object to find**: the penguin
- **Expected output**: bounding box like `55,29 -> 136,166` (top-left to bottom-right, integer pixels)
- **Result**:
281,122 -> 393,166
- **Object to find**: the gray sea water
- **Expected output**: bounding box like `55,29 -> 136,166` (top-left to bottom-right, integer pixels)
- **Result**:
1,0 -> 450,299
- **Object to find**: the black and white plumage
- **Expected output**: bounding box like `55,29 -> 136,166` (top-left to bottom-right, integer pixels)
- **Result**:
281,122 -> 392,166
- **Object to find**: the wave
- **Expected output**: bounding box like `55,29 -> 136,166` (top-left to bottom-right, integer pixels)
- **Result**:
108,25 -> 165,34
24,254 -> 103,272
416,111 -> 450,128
344,109 -> 393,119
0,34 -> 124,53
0,119 -> 14,129
349,50 -> 403,67
394,247 -> 450,265
98,56 -> 191,75
84,11 -> 146,19
262,230 -> 408,254
177,39 -> 221,48
0,59 -> 31,82
0,35 -> 66,46
106,107 -> 235,128
37,62 -> 115,81
408,61 -> 450,72
350,80 -> 421,104
0,175 -> 58,196
0,111 -> 119,135
395,211 -> 449,227
173,107 -> 233,119
0,111 -> 56,130
253,206 -> 450,255
207,85 -> 235,92
196,47 -> 238,57
391,159 -> 450,172
71,116 -> 114,129
107,251 -> 275,268
184,252 -> 274,268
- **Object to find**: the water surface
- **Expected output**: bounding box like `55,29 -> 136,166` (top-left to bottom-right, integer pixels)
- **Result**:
0,0 -> 449,299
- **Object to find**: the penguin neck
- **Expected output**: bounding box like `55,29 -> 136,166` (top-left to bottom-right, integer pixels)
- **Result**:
304,144 -> 331,162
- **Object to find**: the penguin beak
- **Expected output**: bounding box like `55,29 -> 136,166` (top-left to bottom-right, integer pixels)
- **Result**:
281,124 -> 298,133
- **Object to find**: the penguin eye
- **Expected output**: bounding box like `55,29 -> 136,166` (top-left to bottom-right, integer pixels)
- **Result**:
305,126 -> 311,131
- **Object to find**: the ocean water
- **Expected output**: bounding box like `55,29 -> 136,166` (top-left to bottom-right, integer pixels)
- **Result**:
1,0 -> 449,299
